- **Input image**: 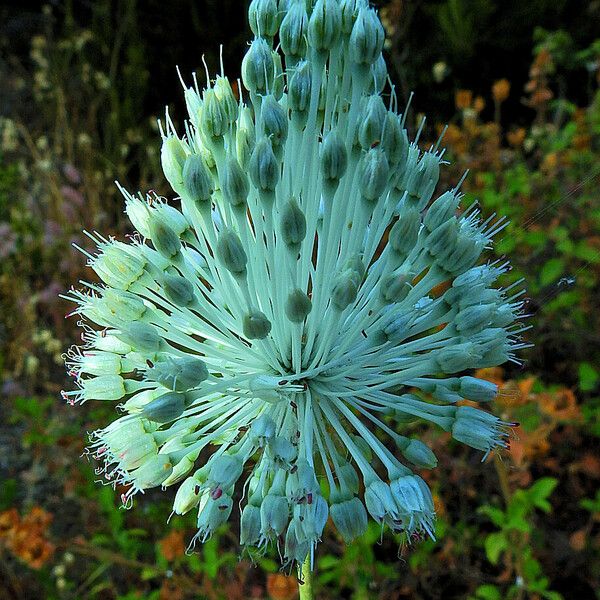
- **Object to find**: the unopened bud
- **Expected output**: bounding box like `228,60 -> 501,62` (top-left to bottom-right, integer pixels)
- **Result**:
216,228 -> 247,277
358,95 -> 386,149
149,220 -> 181,258
242,37 -> 274,95
280,197 -> 307,251
285,288 -> 312,323
141,391 -> 186,423
262,94 -> 288,147
350,7 -> 384,66
243,309 -> 272,339
358,148 -> 389,203
162,272 -> 196,307
182,153 -> 213,204
308,0 -> 342,53
221,157 -> 249,208
249,0 -> 279,38
280,2 -> 308,59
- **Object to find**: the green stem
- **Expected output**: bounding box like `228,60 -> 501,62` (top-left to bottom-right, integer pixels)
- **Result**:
299,554 -> 314,600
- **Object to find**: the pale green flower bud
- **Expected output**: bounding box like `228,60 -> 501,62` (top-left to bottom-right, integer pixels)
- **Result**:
401,439 -> 438,469
381,113 -> 408,166
173,473 -> 204,515
288,60 -> 312,114
379,272 -> 411,303
197,490 -> 233,540
77,351 -> 122,376
161,272 -> 196,307
388,208 -> 420,256
425,217 -> 458,259
147,357 -> 208,392
280,197 -> 307,251
331,496 -> 368,542
452,406 -> 507,453
455,303 -> 494,334
331,269 -> 358,310
221,157 -> 249,208
320,129 -> 348,194
358,95 -> 386,149
407,151 -> 440,208
279,2 -> 308,59
423,191 -> 460,232
340,0 -> 360,33
81,375 -> 125,401
124,194 -> 152,238
213,76 -> 239,125
391,474 -> 435,520
92,331 -> 132,354
182,153 -> 213,204
293,492 -> 328,542
458,376 -> 498,402
161,135 -> 187,188
130,454 -> 173,489
260,493 -> 289,537
308,0 -> 342,53
285,288 -> 312,323
249,0 -> 279,38
369,53 -> 388,94
163,451 -> 197,486
236,106 -> 256,168
268,435 -> 297,466
240,503 -> 261,545
92,242 -> 146,290
200,88 -> 229,140
364,479 -> 398,524
358,148 -> 389,203
149,220 -> 181,259
249,137 -> 279,197
209,453 -> 244,489
436,342 -> 481,373
249,413 -> 276,446
242,37 -> 274,95
262,95 -> 288,147
243,309 -> 272,339
444,232 -> 485,275
216,228 -> 247,277
284,518 -> 309,564
350,7 -> 384,66
141,391 -> 187,423
118,322 -> 162,354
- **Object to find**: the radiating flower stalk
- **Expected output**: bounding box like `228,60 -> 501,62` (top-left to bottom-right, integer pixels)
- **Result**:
62,0 -> 526,584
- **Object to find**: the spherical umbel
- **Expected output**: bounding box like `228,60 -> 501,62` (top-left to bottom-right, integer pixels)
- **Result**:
63,0 -> 523,571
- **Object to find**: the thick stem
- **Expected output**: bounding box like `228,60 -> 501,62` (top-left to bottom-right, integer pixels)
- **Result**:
298,554 -> 314,600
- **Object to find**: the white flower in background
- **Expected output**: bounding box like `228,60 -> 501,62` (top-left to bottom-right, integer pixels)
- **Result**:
62,0 -> 525,568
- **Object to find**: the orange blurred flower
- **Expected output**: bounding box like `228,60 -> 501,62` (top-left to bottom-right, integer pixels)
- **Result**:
492,79 -> 511,103
539,388 -> 581,421
473,95 -> 486,113
455,89 -> 473,111
507,128 -> 526,148
267,573 -> 298,600
0,508 -> 19,537
159,529 -> 186,561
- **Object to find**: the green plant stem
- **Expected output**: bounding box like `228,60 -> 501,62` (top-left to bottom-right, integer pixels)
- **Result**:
299,555 -> 314,600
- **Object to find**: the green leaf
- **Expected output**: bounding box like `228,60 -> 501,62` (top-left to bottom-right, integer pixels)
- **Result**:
477,505 -> 506,527
539,258 -> 565,286
476,584 -> 502,600
528,477 -> 558,512
484,532 -> 508,565
579,362 -> 600,392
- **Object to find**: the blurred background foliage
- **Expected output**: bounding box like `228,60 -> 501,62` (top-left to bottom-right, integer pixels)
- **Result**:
0,0 -> 599,598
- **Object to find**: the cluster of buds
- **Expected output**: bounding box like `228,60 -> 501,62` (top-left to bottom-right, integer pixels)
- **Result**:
63,0 -> 525,568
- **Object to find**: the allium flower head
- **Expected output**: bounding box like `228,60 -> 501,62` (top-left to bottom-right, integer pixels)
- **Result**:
63,0 -> 525,567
